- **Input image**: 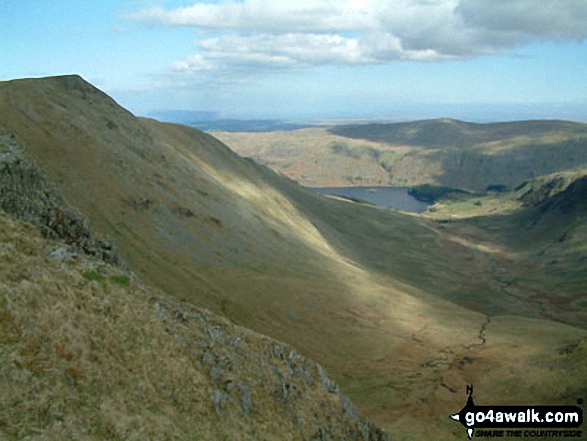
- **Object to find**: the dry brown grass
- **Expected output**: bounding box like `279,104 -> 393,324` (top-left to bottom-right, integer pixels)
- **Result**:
0,211 -> 386,440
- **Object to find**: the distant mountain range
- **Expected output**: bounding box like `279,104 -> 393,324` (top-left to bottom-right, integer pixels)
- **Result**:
215,118 -> 587,191
143,110 -> 321,132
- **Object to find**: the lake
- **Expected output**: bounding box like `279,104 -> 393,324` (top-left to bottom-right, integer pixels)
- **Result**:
310,186 -> 432,213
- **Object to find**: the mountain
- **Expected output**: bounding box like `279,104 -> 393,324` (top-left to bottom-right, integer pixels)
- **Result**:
329,118 -> 587,149
424,167 -> 587,327
214,118 -> 587,191
0,185 -> 385,440
1,75 -> 586,440
0,105 -> 388,440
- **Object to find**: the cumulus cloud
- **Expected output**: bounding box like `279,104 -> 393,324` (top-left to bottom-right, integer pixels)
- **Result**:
456,0 -> 587,46
128,0 -> 587,81
128,0 -> 373,33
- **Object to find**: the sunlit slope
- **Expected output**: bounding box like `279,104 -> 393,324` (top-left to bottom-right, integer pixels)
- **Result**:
1,76 -> 585,440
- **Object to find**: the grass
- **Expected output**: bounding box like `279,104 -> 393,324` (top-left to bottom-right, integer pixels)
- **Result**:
2,76 -> 587,440
81,270 -> 105,283
110,274 -> 131,286
421,192 -> 522,220
0,210 -> 382,441
330,194 -> 377,206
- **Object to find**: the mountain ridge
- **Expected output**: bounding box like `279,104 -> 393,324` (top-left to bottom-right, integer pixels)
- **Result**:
2,75 -> 586,440
329,118 -> 587,149
0,91 -> 390,440
215,118 -> 587,191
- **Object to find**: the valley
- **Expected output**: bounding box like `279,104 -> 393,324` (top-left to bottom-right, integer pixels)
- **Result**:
1,76 -> 586,441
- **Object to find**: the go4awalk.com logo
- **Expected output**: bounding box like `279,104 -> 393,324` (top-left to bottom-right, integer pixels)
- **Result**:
450,386 -> 584,439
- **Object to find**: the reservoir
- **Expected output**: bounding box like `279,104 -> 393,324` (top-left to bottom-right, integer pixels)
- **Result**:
310,186 -> 432,213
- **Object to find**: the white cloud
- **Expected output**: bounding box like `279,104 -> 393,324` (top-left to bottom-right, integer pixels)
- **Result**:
112,24 -> 126,34
128,1 -> 373,33
128,0 -> 587,81
456,0 -> 587,45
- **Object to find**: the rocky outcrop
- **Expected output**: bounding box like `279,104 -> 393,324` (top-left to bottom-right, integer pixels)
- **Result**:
533,176 -> 587,216
0,128 -> 120,265
153,297 -> 389,441
0,210 -> 389,440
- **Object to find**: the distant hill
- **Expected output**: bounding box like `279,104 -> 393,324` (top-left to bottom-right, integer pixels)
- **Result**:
329,118 -> 587,149
143,110 -> 318,132
2,75 -> 586,440
144,109 -> 219,123
189,119 -> 318,132
215,118 -> 587,191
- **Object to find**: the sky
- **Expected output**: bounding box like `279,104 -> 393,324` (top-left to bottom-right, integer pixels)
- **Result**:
1,0 -> 587,121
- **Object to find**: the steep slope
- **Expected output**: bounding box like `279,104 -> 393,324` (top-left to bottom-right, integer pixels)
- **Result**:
1,76 -> 586,440
424,168 -> 587,327
0,210 -> 388,441
0,128 -> 120,264
0,131 -> 388,440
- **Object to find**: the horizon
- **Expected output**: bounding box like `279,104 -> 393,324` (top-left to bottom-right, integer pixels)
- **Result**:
141,105 -> 587,125
2,1 -> 587,121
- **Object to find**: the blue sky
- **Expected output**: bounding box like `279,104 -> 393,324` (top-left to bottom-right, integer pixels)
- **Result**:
2,0 -> 587,121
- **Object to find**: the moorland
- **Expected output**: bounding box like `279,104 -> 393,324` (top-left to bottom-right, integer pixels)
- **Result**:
1,75 -> 586,441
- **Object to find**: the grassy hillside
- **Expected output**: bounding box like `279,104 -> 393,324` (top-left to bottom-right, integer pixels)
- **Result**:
214,128 -> 427,187
422,168 -> 587,327
214,119 -> 587,191
330,119 -> 587,149
1,76 -> 586,440
0,210 -> 389,440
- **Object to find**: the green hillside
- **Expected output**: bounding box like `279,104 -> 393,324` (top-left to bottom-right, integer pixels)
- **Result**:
329,119 -> 587,149
1,76 -> 586,440
0,212 -> 386,440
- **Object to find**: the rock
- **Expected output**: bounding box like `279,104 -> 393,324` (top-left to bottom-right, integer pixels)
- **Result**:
210,366 -> 224,384
208,327 -> 224,342
238,383 -> 252,415
222,378 -> 235,392
295,415 -> 304,428
211,389 -> 228,417
271,365 -> 284,379
317,364 -> 340,394
50,247 -> 76,260
202,352 -> 214,365
340,396 -> 358,419
0,128 -> 123,266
